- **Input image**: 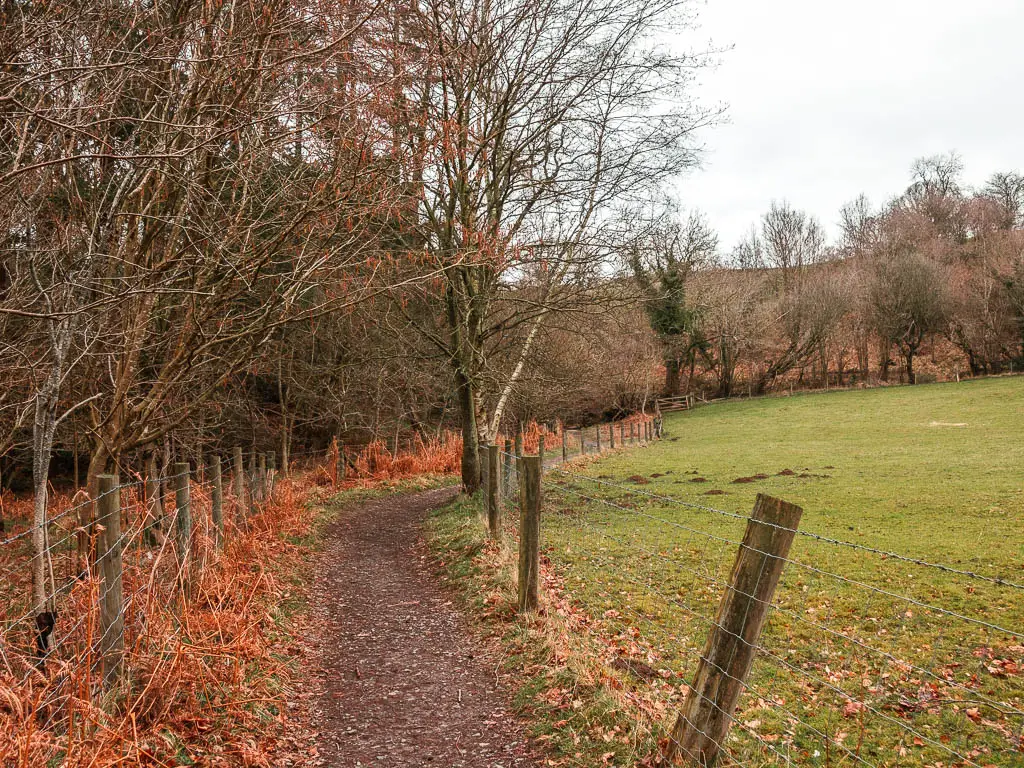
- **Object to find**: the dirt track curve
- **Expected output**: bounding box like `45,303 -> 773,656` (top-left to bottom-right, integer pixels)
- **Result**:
311,487 -> 540,767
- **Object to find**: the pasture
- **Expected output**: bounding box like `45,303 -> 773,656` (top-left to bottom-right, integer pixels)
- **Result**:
542,378 -> 1024,766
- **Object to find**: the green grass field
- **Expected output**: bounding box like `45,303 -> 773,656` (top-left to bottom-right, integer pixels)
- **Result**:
541,378 -> 1024,767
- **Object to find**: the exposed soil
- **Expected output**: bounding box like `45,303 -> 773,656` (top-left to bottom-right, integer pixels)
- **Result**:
731,473 -> 769,484
704,489 -> 727,496
310,487 -> 540,767
688,477 -> 707,483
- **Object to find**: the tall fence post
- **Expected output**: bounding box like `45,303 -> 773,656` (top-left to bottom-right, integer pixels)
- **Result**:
232,446 -> 245,521
96,474 -> 124,687
257,453 -> 267,502
517,455 -> 541,612
609,422 -> 616,449
267,450 -> 276,498
664,493 -> 803,767
580,429 -> 587,455
596,423 -> 602,452
210,455 -> 223,549
503,438 -> 514,498
514,428 -> 524,462
561,426 -> 568,463
173,462 -> 193,599
538,433 -> 545,465
486,444 -> 500,537
247,451 -> 257,514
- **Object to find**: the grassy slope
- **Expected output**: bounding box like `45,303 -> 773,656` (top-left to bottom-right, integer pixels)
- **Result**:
536,377 -> 1024,767
584,377 -> 1023,564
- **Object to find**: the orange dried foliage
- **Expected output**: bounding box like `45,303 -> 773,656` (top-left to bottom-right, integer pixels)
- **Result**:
0,477 -> 321,767
322,431 -> 462,487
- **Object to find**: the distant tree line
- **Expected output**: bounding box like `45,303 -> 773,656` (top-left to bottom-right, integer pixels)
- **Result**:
629,152 -> 1024,397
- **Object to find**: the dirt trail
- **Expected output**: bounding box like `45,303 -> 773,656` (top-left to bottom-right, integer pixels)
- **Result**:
311,487 -> 539,767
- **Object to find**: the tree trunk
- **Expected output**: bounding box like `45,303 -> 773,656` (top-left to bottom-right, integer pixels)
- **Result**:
31,375 -> 60,657
664,357 -> 681,396
905,347 -> 916,384
456,370 -> 481,494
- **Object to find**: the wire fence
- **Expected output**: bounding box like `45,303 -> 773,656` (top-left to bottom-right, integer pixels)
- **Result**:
484,422 -> 1024,767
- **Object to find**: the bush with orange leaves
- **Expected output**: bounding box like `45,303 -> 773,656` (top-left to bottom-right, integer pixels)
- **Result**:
312,432 -> 462,487
0,476 -> 322,767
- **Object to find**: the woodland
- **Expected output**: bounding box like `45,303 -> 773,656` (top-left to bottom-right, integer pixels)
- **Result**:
1,0 -> 1023,578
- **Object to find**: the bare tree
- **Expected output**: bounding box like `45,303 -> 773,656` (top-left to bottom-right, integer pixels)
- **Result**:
982,171 -> 1024,230
394,0 -> 718,491
867,248 -> 950,383
629,206 -> 718,395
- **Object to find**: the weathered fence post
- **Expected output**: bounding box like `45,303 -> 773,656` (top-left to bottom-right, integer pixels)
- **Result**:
267,450 -> 276,498
619,423 -> 625,446
663,494 -> 803,767
503,438 -> 514,498
143,453 -> 164,546
596,423 -> 602,452
561,426 -> 568,463
174,462 -> 193,599
247,451 -> 257,513
210,455 -> 223,548
96,474 -> 124,686
258,453 -> 267,502
538,433 -> 545,465
515,428 -> 524,461
232,446 -> 245,520
580,429 -> 587,455
517,455 -> 541,612
486,444 -> 500,537
630,422 -> 636,444
609,423 -> 616,449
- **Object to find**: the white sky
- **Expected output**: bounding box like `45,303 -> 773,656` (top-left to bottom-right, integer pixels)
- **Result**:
677,0 -> 1024,250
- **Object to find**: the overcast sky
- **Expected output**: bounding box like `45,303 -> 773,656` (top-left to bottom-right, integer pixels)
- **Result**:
677,0 -> 1024,250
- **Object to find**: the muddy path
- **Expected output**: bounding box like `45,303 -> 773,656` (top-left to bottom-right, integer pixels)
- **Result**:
310,487 -> 539,767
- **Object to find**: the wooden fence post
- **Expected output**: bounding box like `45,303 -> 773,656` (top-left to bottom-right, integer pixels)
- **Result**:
267,450 -> 276,498
517,455 -> 541,612
619,423 -> 625,446
174,463 -> 193,599
258,453 -> 267,502
143,453 -> 164,547
210,455 -> 223,549
515,428 -> 524,461
538,434 -> 545,465
232,446 -> 245,520
503,438 -> 514,498
580,429 -> 587,455
96,474 -> 124,686
630,422 -> 636,444
609,423 -> 616,449
561,426 -> 568,463
247,451 -> 257,513
486,444 -> 500,538
596,424 -> 602,452
664,494 -> 803,767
